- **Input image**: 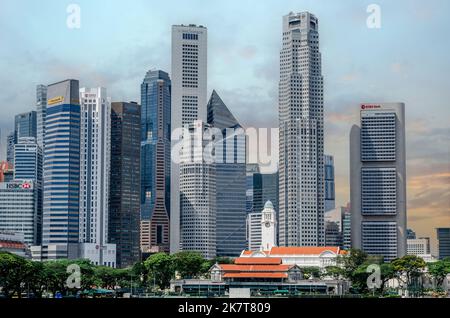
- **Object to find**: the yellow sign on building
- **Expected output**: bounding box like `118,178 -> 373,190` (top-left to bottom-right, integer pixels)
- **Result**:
47,96 -> 64,105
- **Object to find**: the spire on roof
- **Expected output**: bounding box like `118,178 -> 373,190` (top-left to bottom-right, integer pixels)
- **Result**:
207,90 -> 241,130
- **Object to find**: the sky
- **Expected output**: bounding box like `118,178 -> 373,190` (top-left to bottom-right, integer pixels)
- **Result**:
0,0 -> 449,254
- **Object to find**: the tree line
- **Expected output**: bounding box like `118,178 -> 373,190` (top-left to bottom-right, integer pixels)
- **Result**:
0,250 -> 232,298
1,249 -> 449,298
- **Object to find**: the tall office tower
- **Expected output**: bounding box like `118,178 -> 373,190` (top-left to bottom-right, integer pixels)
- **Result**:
14,137 -> 43,244
41,79 -> 81,260
253,171 -> 279,216
325,206 -> 344,248
14,137 -> 42,181
278,12 -> 325,247
179,121 -> 216,259
0,180 -> 39,245
324,155 -> 335,212
342,204 -> 351,250
140,70 -> 171,254
247,212 -> 262,250
36,84 -> 47,149
207,90 -> 246,257
78,87 -> 115,267
350,103 -> 407,261
246,163 -> 260,214
15,111 -> 37,140
110,102 -> 141,268
171,24 -> 207,253
406,228 -> 416,239
437,228 -> 450,260
6,132 -> 15,165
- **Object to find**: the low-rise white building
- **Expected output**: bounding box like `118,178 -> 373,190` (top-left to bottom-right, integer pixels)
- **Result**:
240,246 -> 346,269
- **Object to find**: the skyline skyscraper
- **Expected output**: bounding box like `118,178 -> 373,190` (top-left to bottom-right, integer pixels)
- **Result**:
179,121 -> 216,259
140,70 -> 172,254
13,137 -> 42,181
41,79 -> 81,260
0,180 -> 39,245
252,170 -> 279,218
324,155 -> 335,212
78,87 -> 115,266
109,102 -> 141,268
246,163 -> 260,214
15,111 -> 37,141
6,132 -> 15,165
14,137 -> 43,244
207,90 -> 247,257
350,103 -> 407,261
36,84 -> 47,150
278,12 -> 325,247
437,228 -> 450,260
170,24 -> 208,253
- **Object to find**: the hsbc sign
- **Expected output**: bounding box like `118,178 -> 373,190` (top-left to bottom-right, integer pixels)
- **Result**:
361,104 -> 381,110
2,181 -> 34,190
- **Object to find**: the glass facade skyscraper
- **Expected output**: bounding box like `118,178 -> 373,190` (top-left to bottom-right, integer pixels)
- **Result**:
36,84 -> 47,150
324,155 -> 335,212
207,90 -> 246,257
41,79 -> 81,260
109,102 -> 141,268
15,111 -> 37,140
437,228 -> 450,260
140,70 -> 171,254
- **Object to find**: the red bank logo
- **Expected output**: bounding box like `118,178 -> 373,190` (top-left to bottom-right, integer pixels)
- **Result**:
361,104 -> 381,110
22,183 -> 31,189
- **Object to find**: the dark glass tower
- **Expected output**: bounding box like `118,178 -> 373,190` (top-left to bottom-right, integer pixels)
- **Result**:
15,111 -> 37,140
207,90 -> 247,257
140,70 -> 171,253
109,102 -> 141,268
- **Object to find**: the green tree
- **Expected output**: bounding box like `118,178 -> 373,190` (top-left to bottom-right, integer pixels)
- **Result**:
173,251 -> 205,279
392,255 -> 426,295
22,260 -> 46,298
378,263 -> 396,295
0,251 -> 29,297
144,253 -> 174,290
325,266 -> 343,279
338,249 -> 368,280
94,266 -> 118,289
428,258 -> 450,288
302,266 -> 321,279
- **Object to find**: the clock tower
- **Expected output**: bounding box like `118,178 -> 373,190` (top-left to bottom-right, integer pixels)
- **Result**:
261,200 -> 277,251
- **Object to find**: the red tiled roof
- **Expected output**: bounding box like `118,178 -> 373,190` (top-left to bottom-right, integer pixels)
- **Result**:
0,241 -> 26,249
219,264 -> 292,272
234,257 -> 282,265
223,272 -> 288,279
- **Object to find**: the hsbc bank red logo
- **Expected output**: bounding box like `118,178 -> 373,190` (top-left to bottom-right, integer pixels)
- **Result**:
22,183 -> 31,189
361,104 -> 381,110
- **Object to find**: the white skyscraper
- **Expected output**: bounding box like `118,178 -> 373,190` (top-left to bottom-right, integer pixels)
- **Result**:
78,87 -> 116,267
247,212 -> 262,251
278,12 -> 325,247
179,121 -> 216,259
170,24 -> 208,253
350,103 -> 407,261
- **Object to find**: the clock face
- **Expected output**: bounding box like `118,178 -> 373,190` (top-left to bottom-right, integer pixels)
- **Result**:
265,222 -> 271,228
